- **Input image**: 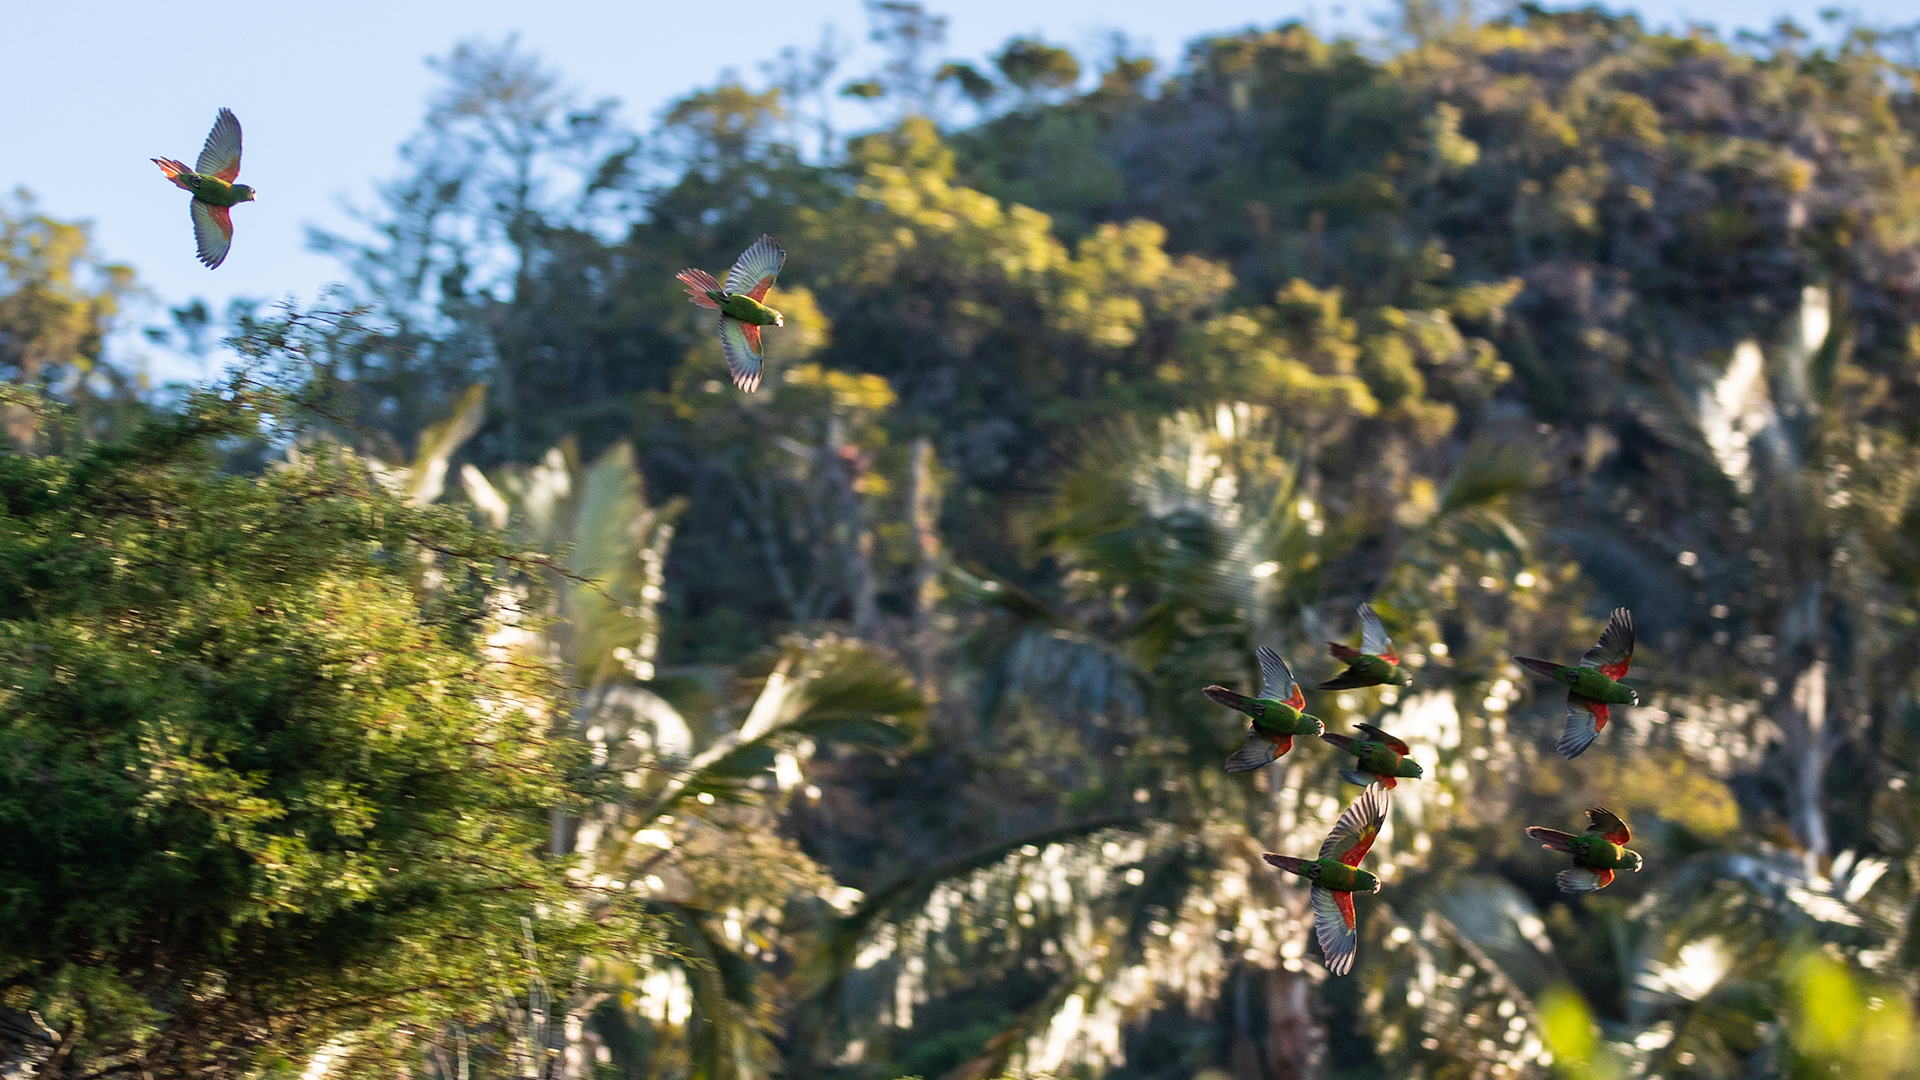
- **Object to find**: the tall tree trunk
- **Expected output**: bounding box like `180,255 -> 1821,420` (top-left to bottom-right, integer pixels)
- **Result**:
1263,967 -> 1324,1080
1782,657 -> 1832,875
907,436 -> 941,687
825,416 -> 877,637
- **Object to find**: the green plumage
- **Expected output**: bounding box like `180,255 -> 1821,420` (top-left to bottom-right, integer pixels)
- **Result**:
1526,807 -> 1643,892
1523,661 -> 1638,705
1208,646 -> 1323,772
152,107 -> 255,269
1271,858 -> 1379,893
1515,608 -> 1639,758
1329,654 -> 1408,688
716,292 -> 783,326
1320,604 -> 1411,690
179,175 -> 255,208
1218,692 -> 1322,737
1562,835 -> 1639,870
1321,723 -> 1425,788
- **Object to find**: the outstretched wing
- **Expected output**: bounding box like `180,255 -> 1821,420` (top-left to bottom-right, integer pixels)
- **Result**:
1225,731 -> 1292,772
717,315 -> 765,393
1318,663 -> 1377,691
1256,646 -> 1305,710
1310,885 -> 1359,976
1557,695 -> 1608,759
1584,806 -> 1631,845
190,200 -> 233,268
1580,607 -> 1634,679
1556,867 -> 1615,893
1358,603 -> 1396,660
1354,723 -> 1410,756
196,108 -> 243,182
1319,782 -> 1389,865
725,234 -> 785,301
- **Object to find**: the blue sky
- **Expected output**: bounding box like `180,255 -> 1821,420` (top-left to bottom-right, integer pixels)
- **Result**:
2,0 -> 1910,382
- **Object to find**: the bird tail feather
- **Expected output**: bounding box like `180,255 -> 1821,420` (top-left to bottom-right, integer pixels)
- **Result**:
152,157 -> 195,190
1203,685 -> 1249,711
1319,732 -> 1354,752
1526,826 -> 1575,853
677,268 -> 722,307
1261,853 -> 1310,875
1514,656 -> 1563,679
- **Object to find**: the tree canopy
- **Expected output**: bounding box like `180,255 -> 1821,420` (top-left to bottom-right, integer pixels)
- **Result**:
7,3 -> 1920,1079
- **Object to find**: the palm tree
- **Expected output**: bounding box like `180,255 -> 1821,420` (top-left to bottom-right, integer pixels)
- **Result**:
457,437 -> 929,1080
794,402 -> 1556,1080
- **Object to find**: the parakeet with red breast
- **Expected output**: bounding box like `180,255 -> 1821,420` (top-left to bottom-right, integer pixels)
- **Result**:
1515,607 -> 1638,759
1262,783 -> 1390,975
152,108 -> 257,269
1320,723 -> 1424,789
677,235 -> 787,392
1204,646 -> 1325,772
1319,603 -> 1410,690
1525,806 -> 1643,892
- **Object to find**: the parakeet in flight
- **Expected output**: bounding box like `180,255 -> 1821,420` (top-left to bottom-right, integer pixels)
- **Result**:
152,108 -> 256,268
1205,646 -> 1325,772
677,235 -> 787,392
1320,723 -> 1425,789
1515,607 -> 1637,759
1525,806 -> 1642,892
1262,782 -> 1389,975
1320,603 -> 1410,690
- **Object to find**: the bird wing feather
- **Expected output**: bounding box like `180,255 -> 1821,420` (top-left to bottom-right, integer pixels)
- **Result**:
1319,783 -> 1389,865
725,234 -> 785,299
1318,665 -> 1375,690
1580,607 -> 1634,679
1358,603 -> 1395,658
1256,646 -> 1304,710
1310,885 -> 1359,975
1555,867 -> 1614,892
1354,723 -> 1410,755
717,315 -> 764,392
1557,694 -> 1607,759
1585,806 -> 1632,845
196,108 -> 243,182
1224,731 -> 1289,772
190,200 -> 233,269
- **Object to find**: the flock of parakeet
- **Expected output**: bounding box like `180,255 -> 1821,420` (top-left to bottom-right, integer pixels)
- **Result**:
158,111 -> 1644,977
1207,605 -> 1644,976
156,109 -> 791,393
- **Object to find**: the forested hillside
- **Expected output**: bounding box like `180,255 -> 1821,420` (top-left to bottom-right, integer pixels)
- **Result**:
5,4 -> 1920,1079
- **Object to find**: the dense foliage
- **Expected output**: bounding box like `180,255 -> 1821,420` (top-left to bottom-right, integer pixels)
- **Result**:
7,2 -> 1920,1078
0,377 -> 643,1078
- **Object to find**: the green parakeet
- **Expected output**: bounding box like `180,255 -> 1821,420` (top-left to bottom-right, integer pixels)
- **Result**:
677,235 -> 787,392
1205,646 -> 1325,772
151,108 -> 257,269
1262,783 -> 1389,976
1515,607 -> 1638,759
1320,723 -> 1424,789
1525,806 -> 1643,892
1319,603 -> 1410,690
